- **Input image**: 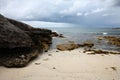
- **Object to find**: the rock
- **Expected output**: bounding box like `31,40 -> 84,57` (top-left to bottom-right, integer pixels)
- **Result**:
110,67 -> 117,71
51,32 -> 59,37
56,51 -> 59,52
42,42 -> 49,52
84,49 -> 120,55
97,36 -> 103,40
98,36 -> 120,46
83,42 -> 94,48
35,63 -> 41,65
48,54 -> 52,56
0,14 -> 52,67
7,18 -> 52,49
51,32 -> 65,38
1,51 -> 39,67
56,42 -> 94,51
0,14 -> 34,49
58,34 -> 65,38
53,67 -> 56,69
56,43 -> 80,51
103,36 -> 120,46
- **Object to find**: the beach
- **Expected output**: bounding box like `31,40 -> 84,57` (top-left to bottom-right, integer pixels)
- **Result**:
0,14 -> 120,80
0,1 -> 120,80
0,48 -> 120,80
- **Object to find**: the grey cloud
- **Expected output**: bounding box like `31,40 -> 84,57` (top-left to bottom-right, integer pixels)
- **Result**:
112,0 -> 120,7
0,0 -> 120,27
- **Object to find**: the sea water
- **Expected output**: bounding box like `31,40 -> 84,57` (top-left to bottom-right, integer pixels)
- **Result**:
23,21 -> 120,52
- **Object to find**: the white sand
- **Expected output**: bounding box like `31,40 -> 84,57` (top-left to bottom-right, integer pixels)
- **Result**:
0,48 -> 120,80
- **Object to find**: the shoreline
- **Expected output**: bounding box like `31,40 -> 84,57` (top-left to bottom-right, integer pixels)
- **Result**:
0,48 -> 120,80
0,13 -> 120,80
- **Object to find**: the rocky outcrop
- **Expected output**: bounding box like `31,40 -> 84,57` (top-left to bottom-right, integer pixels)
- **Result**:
0,14 -> 34,49
51,32 -> 65,38
56,42 -> 94,51
103,36 -> 120,46
98,36 -> 120,46
0,14 -> 52,67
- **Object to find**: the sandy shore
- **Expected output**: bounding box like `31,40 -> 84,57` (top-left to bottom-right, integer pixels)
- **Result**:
0,48 -> 120,80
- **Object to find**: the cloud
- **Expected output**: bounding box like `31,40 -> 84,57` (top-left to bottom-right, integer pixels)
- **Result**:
0,0 -> 120,27
77,13 -> 83,16
84,8 -> 105,16
92,8 -> 105,13
112,0 -> 120,7
102,13 -> 114,16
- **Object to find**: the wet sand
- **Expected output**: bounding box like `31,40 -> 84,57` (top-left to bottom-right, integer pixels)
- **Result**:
0,48 -> 120,80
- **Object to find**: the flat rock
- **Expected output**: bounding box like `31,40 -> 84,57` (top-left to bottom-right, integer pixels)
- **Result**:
56,43 -> 80,51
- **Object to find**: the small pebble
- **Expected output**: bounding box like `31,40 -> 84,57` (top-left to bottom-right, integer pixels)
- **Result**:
53,67 -> 56,69
35,63 -> 41,65
110,67 -> 117,71
48,54 -> 52,56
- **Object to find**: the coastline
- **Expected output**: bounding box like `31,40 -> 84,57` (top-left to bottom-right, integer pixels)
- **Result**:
0,13 -> 120,80
0,48 -> 120,80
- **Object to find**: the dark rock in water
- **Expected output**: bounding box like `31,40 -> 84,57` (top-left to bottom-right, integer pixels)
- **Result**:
56,43 -> 80,51
51,32 -> 59,37
83,42 -> 94,50
97,36 -> 103,40
103,36 -> 120,46
83,42 -> 94,48
51,32 -> 65,38
58,34 -> 65,38
98,36 -> 120,46
0,14 -> 52,67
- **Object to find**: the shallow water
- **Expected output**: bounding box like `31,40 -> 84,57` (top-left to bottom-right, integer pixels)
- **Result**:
49,27 -> 120,52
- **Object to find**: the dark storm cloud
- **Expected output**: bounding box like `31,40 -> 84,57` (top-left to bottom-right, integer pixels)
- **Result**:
0,0 -> 120,27
112,0 -> 120,7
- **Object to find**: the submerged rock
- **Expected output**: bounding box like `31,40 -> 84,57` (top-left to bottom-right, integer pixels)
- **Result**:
0,14 -> 52,67
98,36 -> 120,46
103,36 -> 120,46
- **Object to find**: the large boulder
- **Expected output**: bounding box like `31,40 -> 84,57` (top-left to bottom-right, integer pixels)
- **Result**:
0,14 -> 34,49
7,18 -> 52,50
0,14 -> 52,67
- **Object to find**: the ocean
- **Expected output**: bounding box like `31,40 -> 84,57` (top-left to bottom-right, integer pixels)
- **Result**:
23,21 -> 120,52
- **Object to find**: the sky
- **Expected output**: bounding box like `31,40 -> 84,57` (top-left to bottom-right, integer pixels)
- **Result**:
0,0 -> 120,27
